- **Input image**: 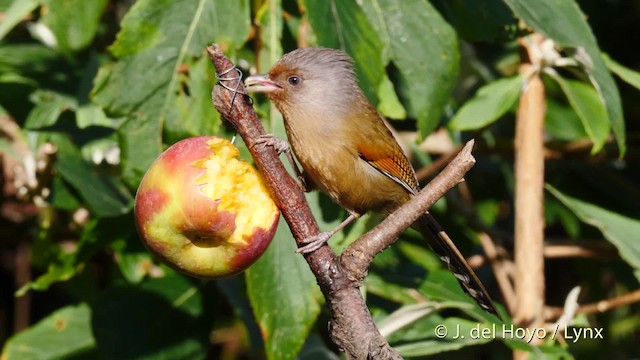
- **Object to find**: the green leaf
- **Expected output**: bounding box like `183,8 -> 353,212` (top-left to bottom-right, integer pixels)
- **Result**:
92,273 -> 210,360
502,0 -> 626,156
548,75 -> 609,153
24,90 -> 75,129
246,210 -> 323,360
41,0 -> 108,52
420,269 -> 504,322
0,0 -> 39,41
433,0 -> 516,42
165,56 -> 222,144
377,72 -> 406,120
361,0 -> 460,136
545,98 -> 588,141
392,317 -> 494,357
449,75 -> 523,131
54,135 -> 131,217
603,53 -> 640,90
1,303 -> 96,360
17,215 -> 135,295
255,0 -> 283,73
547,185 -> 640,282
91,0 -> 250,187
303,0 -> 385,103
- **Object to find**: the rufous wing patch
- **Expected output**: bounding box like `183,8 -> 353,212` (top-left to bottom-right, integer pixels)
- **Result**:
357,143 -> 419,195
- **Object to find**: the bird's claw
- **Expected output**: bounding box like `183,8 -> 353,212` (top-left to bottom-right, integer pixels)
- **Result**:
255,134 -> 291,155
296,232 -> 332,254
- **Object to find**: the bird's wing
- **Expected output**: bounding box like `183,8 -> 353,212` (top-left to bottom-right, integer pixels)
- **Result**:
358,140 -> 502,319
356,143 -> 420,195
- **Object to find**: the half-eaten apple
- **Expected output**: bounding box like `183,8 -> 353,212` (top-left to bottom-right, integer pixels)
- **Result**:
134,136 -> 279,278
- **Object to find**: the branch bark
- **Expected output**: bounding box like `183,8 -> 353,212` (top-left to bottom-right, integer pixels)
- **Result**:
514,33 -> 547,357
207,45 -> 477,359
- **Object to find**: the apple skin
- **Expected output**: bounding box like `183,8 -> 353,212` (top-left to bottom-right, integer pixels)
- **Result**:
134,136 -> 279,278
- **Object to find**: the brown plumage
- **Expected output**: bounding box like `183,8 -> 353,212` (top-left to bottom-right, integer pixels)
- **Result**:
245,47 -> 501,318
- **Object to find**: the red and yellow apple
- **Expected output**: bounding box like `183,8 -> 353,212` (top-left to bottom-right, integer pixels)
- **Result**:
134,136 -> 279,278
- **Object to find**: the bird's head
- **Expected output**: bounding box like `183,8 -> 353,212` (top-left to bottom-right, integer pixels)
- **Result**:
244,48 -> 363,118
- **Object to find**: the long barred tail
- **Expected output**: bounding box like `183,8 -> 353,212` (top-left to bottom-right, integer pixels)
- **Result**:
416,213 -> 502,319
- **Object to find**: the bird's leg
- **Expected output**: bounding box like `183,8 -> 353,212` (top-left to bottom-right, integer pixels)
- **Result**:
254,134 -> 308,191
297,212 -> 359,254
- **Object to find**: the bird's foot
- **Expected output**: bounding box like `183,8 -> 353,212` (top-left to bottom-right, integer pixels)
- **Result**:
296,231 -> 333,254
255,134 -> 290,154
255,134 -> 308,191
295,213 -> 359,254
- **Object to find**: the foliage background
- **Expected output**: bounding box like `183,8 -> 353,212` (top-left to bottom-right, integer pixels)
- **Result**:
1,0 -> 639,359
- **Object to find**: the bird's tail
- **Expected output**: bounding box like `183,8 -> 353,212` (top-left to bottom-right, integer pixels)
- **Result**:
416,213 -> 501,319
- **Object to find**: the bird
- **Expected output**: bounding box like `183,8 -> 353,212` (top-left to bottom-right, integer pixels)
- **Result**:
244,47 -> 501,318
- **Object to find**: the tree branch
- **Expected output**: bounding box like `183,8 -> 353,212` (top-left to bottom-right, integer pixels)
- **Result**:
513,34 -> 547,334
207,44 -> 396,360
341,141 -> 476,280
207,45 -> 477,359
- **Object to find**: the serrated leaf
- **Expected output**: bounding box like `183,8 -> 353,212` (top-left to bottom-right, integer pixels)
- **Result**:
548,75 -> 609,153
449,75 -> 523,131
547,185 -> 640,282
303,0 -> 384,103
0,0 -> 39,41
246,211 -> 323,360
603,53 -> 640,91
91,0 -> 250,187
502,0 -> 626,155
361,0 -> 460,136
41,0 -> 108,52
1,304 -> 96,360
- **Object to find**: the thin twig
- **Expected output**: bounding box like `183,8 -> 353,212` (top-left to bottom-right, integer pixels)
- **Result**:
545,288 -> 640,321
543,242 -> 619,259
477,232 -> 517,313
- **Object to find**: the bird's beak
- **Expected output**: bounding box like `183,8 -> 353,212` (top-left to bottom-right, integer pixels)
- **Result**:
244,74 -> 281,93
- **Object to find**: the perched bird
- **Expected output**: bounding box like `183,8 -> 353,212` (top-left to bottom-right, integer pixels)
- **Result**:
245,47 -> 500,318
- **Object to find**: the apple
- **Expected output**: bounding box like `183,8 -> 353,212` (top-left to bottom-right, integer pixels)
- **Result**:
134,136 -> 279,278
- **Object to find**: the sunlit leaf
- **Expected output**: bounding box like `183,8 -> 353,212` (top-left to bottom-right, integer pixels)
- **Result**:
303,0 -> 384,103
0,0 -> 39,41
91,0 -> 250,187
603,53 -> 640,91
449,75 -> 523,131
1,304 -> 96,360
41,0 -> 108,52
548,75 -> 609,153
502,0 -> 626,155
361,0 -> 460,136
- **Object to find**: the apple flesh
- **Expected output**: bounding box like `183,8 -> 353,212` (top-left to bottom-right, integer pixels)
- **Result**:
134,136 -> 279,278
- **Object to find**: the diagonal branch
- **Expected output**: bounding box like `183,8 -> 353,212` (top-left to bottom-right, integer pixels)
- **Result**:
341,141 -> 476,281
207,45 -> 477,359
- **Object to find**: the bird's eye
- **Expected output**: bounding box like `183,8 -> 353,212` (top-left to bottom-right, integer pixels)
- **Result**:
288,76 -> 301,86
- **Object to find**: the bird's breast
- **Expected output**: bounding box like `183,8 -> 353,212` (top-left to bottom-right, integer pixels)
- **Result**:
283,119 -> 409,215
